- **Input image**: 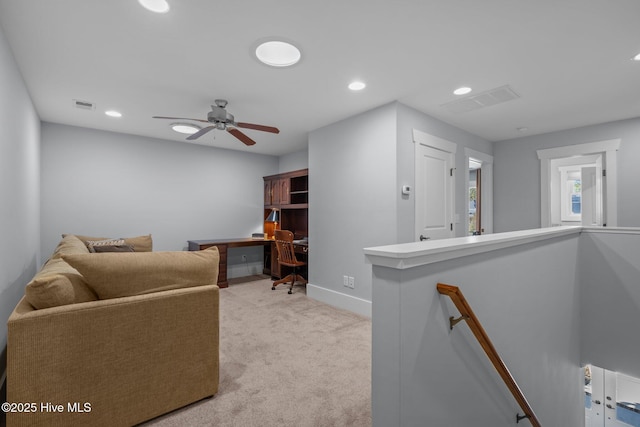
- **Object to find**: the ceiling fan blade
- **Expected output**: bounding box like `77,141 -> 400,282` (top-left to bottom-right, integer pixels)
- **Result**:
153,116 -> 210,124
236,122 -> 280,134
186,126 -> 215,140
228,128 -> 256,146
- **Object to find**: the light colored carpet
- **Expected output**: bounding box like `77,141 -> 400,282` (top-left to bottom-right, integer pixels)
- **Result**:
142,277 -> 372,427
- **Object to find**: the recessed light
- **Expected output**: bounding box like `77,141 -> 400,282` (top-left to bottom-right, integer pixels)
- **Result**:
171,123 -> 201,135
453,86 -> 472,95
255,41 -> 301,67
517,127 -> 529,133
633,53 -> 640,61
348,81 -> 366,91
138,0 -> 170,13
105,110 -> 122,118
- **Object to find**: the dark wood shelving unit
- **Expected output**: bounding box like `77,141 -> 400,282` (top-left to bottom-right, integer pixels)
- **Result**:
263,168 -> 308,279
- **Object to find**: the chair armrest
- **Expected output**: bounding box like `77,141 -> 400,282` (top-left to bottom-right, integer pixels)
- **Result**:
7,285 -> 219,427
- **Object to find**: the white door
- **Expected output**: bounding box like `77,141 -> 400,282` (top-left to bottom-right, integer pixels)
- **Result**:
587,365 -> 637,427
586,365 -> 605,427
414,130 -> 456,241
582,165 -> 603,226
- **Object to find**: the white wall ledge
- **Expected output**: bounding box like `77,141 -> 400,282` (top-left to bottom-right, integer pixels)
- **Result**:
581,226 -> 640,235
364,226 -> 582,269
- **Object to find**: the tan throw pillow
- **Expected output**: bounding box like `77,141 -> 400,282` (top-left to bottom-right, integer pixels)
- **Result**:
66,234 -> 153,252
25,258 -> 98,309
63,246 -> 220,300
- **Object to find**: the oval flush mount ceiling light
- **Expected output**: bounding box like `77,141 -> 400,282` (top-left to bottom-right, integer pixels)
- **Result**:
255,41 -> 301,67
453,86 -> 472,95
171,123 -> 200,135
138,0 -> 170,13
105,110 -> 122,118
348,81 -> 366,91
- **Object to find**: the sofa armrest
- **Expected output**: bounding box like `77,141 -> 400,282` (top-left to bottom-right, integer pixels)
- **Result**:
7,285 -> 219,427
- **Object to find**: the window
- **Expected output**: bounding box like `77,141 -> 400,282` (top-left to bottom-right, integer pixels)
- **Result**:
537,139 -> 620,228
560,167 -> 582,222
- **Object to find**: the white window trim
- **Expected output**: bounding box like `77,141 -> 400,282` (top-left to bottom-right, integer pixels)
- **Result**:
537,139 -> 620,228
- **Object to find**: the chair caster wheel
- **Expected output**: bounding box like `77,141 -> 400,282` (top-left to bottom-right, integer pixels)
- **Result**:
272,286 -> 275,290
288,290 -> 292,294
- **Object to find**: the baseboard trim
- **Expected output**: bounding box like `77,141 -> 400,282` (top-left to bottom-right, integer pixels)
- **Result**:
306,284 -> 371,318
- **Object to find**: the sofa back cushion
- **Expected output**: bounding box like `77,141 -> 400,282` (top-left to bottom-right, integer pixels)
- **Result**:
63,246 -> 220,300
25,235 -> 98,309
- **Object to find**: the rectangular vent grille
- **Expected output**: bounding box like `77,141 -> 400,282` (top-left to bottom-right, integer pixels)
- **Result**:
441,85 -> 520,113
72,99 -> 95,110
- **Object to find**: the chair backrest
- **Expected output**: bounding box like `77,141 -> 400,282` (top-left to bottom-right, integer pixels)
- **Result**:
274,230 -> 298,266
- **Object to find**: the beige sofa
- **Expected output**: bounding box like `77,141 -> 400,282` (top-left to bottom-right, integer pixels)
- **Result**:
7,234 -> 220,427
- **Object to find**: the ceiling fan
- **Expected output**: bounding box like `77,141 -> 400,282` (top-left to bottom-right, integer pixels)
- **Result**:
153,99 -> 279,146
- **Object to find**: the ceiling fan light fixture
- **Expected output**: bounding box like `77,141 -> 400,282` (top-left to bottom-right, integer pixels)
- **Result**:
138,0 -> 170,13
453,86 -> 472,95
105,110 -> 122,118
348,81 -> 366,91
255,41 -> 301,67
171,123 -> 201,135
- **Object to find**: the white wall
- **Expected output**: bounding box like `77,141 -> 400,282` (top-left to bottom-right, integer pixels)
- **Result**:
40,123 -> 278,255
369,231 -> 583,426
579,229 -> 640,379
493,117 -> 640,232
0,25 -> 40,379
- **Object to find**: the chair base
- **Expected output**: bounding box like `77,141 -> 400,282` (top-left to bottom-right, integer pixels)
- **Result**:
272,274 -> 307,294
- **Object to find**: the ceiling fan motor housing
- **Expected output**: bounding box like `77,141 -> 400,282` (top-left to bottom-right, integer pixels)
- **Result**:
208,105 -> 234,125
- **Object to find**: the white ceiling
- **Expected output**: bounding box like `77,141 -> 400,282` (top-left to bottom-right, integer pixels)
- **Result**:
1,0 -> 639,156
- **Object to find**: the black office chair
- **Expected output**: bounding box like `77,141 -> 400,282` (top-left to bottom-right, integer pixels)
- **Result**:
272,230 -> 307,294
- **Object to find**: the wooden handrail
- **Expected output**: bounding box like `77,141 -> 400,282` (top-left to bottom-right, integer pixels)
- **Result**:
436,283 -> 542,427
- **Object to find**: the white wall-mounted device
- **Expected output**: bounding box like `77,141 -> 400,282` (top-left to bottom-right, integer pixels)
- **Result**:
402,185 -> 411,195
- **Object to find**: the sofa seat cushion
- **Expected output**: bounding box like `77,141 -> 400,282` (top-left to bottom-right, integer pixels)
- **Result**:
25,235 -> 97,309
63,246 -> 220,300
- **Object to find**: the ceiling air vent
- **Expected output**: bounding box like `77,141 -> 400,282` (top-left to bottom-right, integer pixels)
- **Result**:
72,99 -> 95,110
441,85 -> 520,113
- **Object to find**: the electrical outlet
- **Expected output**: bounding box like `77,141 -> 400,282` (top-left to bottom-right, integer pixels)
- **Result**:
343,275 -> 349,287
241,254 -> 247,262
348,276 -> 355,289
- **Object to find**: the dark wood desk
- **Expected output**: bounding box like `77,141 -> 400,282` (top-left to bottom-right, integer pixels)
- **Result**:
188,238 -> 272,288
188,238 -> 308,288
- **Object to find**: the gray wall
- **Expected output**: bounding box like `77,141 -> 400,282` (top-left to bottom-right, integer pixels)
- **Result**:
579,230 -> 640,379
396,103 -> 493,242
308,103 -> 398,305
371,233 -> 582,426
0,26 -> 40,377
40,123 -> 278,255
494,117 -> 640,232
278,148 -> 308,173
308,102 -> 493,310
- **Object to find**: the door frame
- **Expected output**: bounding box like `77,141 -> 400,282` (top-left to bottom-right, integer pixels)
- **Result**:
537,139 -> 620,228
465,148 -> 494,234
